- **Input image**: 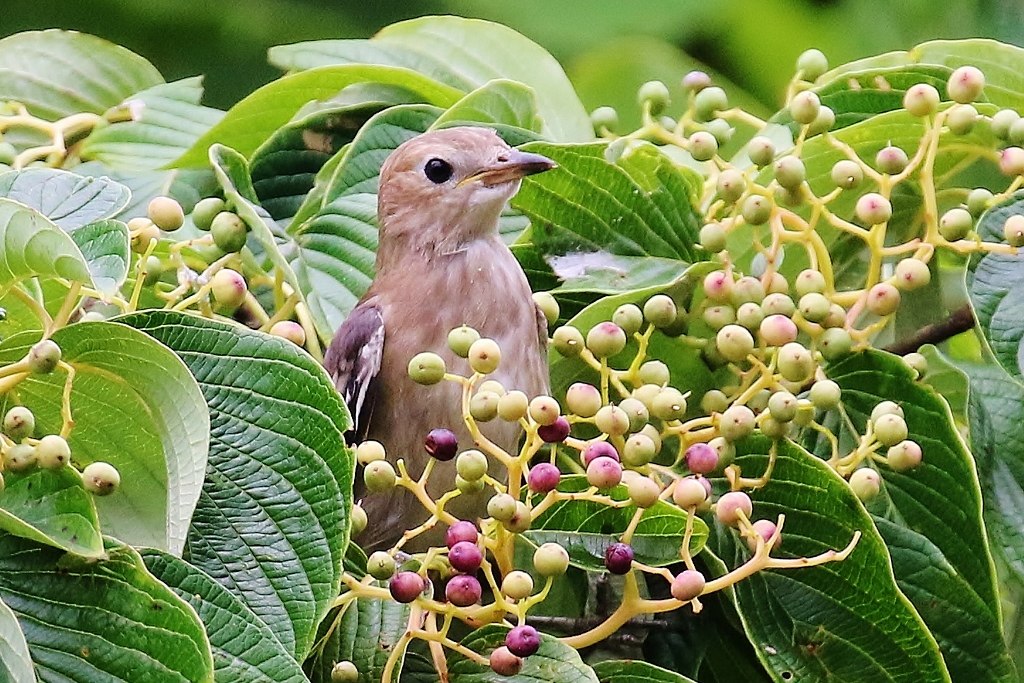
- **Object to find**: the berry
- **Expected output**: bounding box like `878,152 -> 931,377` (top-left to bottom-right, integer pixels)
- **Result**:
622,433 -> 657,467
618,397 -> 649,432
795,269 -> 827,296
1000,147 -> 1024,177
866,282 -> 901,316
903,352 -> 928,376
533,542 -> 570,576
495,390 -> 528,422
797,49 -> 829,80
565,383 -> 602,418
855,193 -> 892,225
28,339 -> 61,374
82,461 -> 120,495
671,569 -> 706,602
389,572 -> 425,603
528,462 -> 561,493
903,83 -> 940,117
638,80 -> 671,114
651,388 -> 687,421
612,304 -> 643,335
760,415 -> 789,439
350,504 -> 367,536
689,131 -> 718,162
993,109 -> 1021,139
587,456 -> 623,489
643,295 -> 678,328
876,145 -> 908,174
694,87 -> 728,120
502,571 -> 535,600
331,661 -> 359,683
759,314 -> 798,347
809,379 -> 841,409
789,91 -> 821,125
887,439 -> 923,471
147,196 -> 184,232
798,292 -> 831,323
831,160 -> 863,189
490,646 -> 523,677
716,324 -> 755,362
446,521 -> 479,548
703,270 -> 733,303
468,338 -> 501,374
447,325 -> 480,357
777,342 -> 814,382
487,493 -> 518,522
700,223 -> 728,252
734,302 -> 763,330
269,321 -> 305,346
748,519 -> 779,551
823,304 -> 847,329
939,207 -> 973,241
604,542 -> 634,574
873,413 -> 909,447
595,404 -> 631,435
716,169 -> 746,203
710,437 -> 735,466
449,541 -> 483,573
424,428 -> 458,461
456,475 -> 484,494
768,391 -> 798,422
819,327 -> 853,360
774,155 -> 806,189
741,195 -> 772,225
673,476 -> 709,508
627,476 -> 661,508
719,405 -> 756,441
504,502 -> 532,533
894,258 -> 931,291
871,400 -> 904,421
715,490 -> 753,526
408,352 -> 446,385
470,391 -> 500,422
456,449 -> 488,481
638,360 -> 671,386
685,443 -> 719,474
947,104 -> 977,134
538,416 -> 571,443
3,406 -> 34,440
209,269 -> 247,310
36,434 -> 70,469
533,292 -> 559,325
552,326 -> 584,356
586,322 -> 627,358
363,460 -> 397,492
591,106 -> 619,133
849,467 -> 882,501
730,276 -> 765,307
128,217 -> 160,253
682,70 -> 712,92
4,444 -> 36,472
1004,215 -> 1024,247
947,65 -> 985,103
529,396 -> 561,426
506,625 -> 541,658
367,551 -> 396,580
191,197 -> 225,230
210,211 -> 248,252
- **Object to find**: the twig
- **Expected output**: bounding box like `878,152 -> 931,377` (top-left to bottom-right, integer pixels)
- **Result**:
884,304 -> 975,355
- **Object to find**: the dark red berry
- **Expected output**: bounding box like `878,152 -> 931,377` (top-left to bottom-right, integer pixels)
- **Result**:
505,625 -> 541,657
528,462 -> 561,493
425,428 -> 458,461
449,541 -> 483,573
537,416 -> 571,443
685,443 -> 719,475
389,572 -> 425,603
604,542 -> 634,575
445,521 -> 479,548
445,574 -> 482,606
582,441 -> 619,466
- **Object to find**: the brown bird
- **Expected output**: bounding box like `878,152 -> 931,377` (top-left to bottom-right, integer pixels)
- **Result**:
323,126 -> 555,550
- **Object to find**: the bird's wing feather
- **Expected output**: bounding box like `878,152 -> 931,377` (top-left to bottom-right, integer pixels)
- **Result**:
323,300 -> 385,442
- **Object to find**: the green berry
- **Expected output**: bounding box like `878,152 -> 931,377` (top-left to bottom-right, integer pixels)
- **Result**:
355,440 -> 386,465
618,397 -> 649,432
875,145 -> 908,174
470,390 -> 500,422
456,449 -> 489,482
4,443 -> 36,472
947,104 -> 978,135
849,467 -> 881,501
1004,215 -> 1024,247
408,352 -> 446,385
694,87 -> 728,121
831,159 -> 864,190
643,295 -> 678,328
789,90 -> 821,125
502,571 -> 535,600
468,338 -> 501,374
627,475 -> 661,508
129,217 -> 160,254
760,415 -> 789,439
36,434 -> 70,469
938,207 -> 972,240
210,211 -> 248,252
903,352 -> 928,376
798,292 -> 831,323
894,258 -> 931,291
28,339 -> 61,374
147,196 -> 184,232
947,65 -> 985,104
638,360 -> 670,386
809,379 -> 841,409
866,282 -> 901,317
533,292 -> 559,326
887,439 -> 923,471
331,661 -> 359,683
350,504 -> 367,536
689,131 -> 718,162
367,551 -> 396,580
269,321 -> 305,346
762,292 -> 796,317
191,197 -> 225,230
716,324 -> 755,363
565,383 -> 601,418
871,400 -> 904,422
591,106 -> 619,132
638,80 -> 671,114
706,118 -> 734,145
456,475 -> 485,494
855,193 -> 892,225
902,83 -> 940,117
552,325 -> 584,356
873,413 -> 908,447
595,404 -> 631,435
774,155 -> 806,189
719,404 -> 755,441
586,322 -> 627,358
533,542 -> 570,577
991,109 -> 1020,139
210,269 -> 247,310
448,325 -> 480,357
622,433 -> 657,467
3,406 -> 34,440
795,269 -> 827,296
82,461 -> 120,495
797,49 -> 829,80
700,389 -> 730,414
777,342 -> 814,382
529,395 -> 561,426
651,388 -> 687,422
967,188 -> 993,216
0,141 -> 16,165
747,136 -> 776,167
741,194 -> 772,225
703,304 -> 736,330
822,303 -> 847,329
497,390 -> 530,421
612,304 -> 644,335
142,255 -> 163,285
808,105 -> 835,135
768,391 -> 798,422
363,460 -> 397,492
700,223 -> 728,253
504,501 -> 532,533
716,169 -> 746,203
736,302 -> 764,330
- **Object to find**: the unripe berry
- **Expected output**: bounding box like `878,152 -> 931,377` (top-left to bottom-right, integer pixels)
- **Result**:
903,83 -> 940,117
367,551 -> 396,580
468,338 -> 501,374
866,282 -> 901,317
643,295 -> 678,328
147,196 -> 184,232
809,379 -> 842,409
552,325 -> 584,356
505,625 -> 541,658
331,661 -> 358,683
269,321 -> 305,346
682,70 -> 712,92
128,217 -> 160,253
502,571 -> 535,600
887,439 -> 923,471
797,49 -> 829,80
28,339 -> 61,374
798,292 -> 831,323
703,271 -> 733,304
849,467 -> 882,501
595,404 -> 631,435
210,269 -> 247,310
1000,147 -> 1024,177
716,325 -> 754,363
789,90 -> 821,125
831,159 -> 863,189
612,304 -> 643,335
694,87 -> 728,120
447,325 -> 480,357
689,131 -> 718,162
685,442 -> 719,474
449,541 -> 483,573
452,451 -> 487,484
504,501 -> 532,533
446,520 -> 479,548
719,404 -> 756,441
716,169 -> 746,203
210,211 -> 248,252
875,145 -> 908,175
716,490 -> 753,526
939,207 -> 973,241
528,462 -> 561,493
537,416 -> 571,443
81,461 -> 120,495
4,444 -> 36,472
618,397 -> 649,432
590,106 -> 619,132
529,396 -> 561,426
994,109 -> 1022,140
408,352 -> 446,385
741,194 -> 772,225
490,647 -> 523,677
604,542 -> 634,574
736,302 -> 764,330
777,342 -> 814,382
36,434 -> 70,469
627,475 -> 661,508
487,493 -> 518,522
871,400 -> 904,421
582,441 -> 619,467
700,223 -> 728,253
819,327 -> 853,360
1004,214 -> 1024,247
709,436 -> 735,467
650,388 -> 687,421
758,314 -> 798,348
565,383 -> 601,418
363,460 -> 397,492
350,504 -> 367,536
795,269 -> 827,296
873,413 -> 909,447
947,103 -> 977,134
730,276 -> 765,307
706,118 -> 734,145
587,456 -> 623,489
191,197 -> 225,230
532,291 -> 559,326
638,360 -> 670,386
768,391 -> 798,422
3,406 -> 34,440
748,519 -> 780,552
671,569 -> 706,602
673,476 -> 709,509
389,571 -> 425,603
774,155 -> 806,189
855,193 -> 892,225
638,80 -> 671,114
947,65 -> 985,104
533,542 -> 570,576
586,322 -> 627,358
822,303 -> 847,329
622,433 -> 657,468
894,258 -> 931,291
903,352 -> 928,377
497,390 -> 529,421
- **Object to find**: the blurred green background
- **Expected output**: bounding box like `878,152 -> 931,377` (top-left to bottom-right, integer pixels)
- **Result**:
4,0 -> 1024,126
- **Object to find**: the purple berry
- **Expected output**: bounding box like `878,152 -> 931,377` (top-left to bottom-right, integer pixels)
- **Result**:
449,541 -> 483,573
685,443 -> 719,474
445,574 -> 482,606
582,441 -> 619,466
424,428 -> 458,461
537,416 -> 571,443
389,572 -> 425,603
445,521 -> 479,549
604,542 -> 634,575
528,463 -> 561,493
505,625 -> 541,657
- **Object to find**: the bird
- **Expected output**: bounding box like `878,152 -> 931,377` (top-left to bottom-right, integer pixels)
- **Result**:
323,126 -> 555,551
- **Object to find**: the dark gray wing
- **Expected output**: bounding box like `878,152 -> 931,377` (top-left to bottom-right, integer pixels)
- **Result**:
323,300 -> 385,442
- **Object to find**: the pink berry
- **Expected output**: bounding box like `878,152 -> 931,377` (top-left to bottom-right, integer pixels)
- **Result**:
445,574 -> 482,606
528,463 -> 561,493
582,441 -> 619,466
449,541 -> 483,573
537,416 -> 570,443
671,569 -> 706,602
747,519 -> 779,551
587,456 -> 623,489
505,625 -> 541,658
604,542 -> 634,574
445,521 -> 479,548
703,270 -> 733,302
685,442 -> 719,474
490,646 -> 523,676
716,491 -> 753,526
389,572 -> 425,603
759,314 -> 798,347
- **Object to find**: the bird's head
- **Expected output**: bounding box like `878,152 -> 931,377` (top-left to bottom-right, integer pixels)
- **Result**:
376,127 -> 555,259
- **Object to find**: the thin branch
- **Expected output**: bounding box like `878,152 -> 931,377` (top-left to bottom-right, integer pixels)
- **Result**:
884,304 -> 975,356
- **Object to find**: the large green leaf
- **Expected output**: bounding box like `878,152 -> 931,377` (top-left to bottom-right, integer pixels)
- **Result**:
172,65 -> 462,167
70,218 -> 130,297
141,550 -> 307,683
592,660 -> 698,683
524,475 -> 707,571
304,595 -> 411,683
705,436 -> 948,682
0,534 -> 213,682
0,322 -> 209,555
0,169 -> 131,231
432,80 -> 542,132
0,467 -> 102,558
0,29 -> 162,120
448,624 -> 599,683
0,596 -> 33,683
0,199 -> 92,287
120,311 -> 353,661
81,77 -> 224,171
269,16 -> 591,142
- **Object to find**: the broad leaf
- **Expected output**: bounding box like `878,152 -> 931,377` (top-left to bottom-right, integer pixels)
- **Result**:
448,624 -> 599,683
592,660 -> 698,683
120,311 -> 353,660
432,80 -> 542,132
0,535 -> 213,682
141,550 -> 307,683
0,467 -> 102,558
0,169 -> 131,231
70,219 -> 130,296
305,595 -> 411,683
0,30 -> 162,120
0,199 -> 92,287
0,596 -> 33,683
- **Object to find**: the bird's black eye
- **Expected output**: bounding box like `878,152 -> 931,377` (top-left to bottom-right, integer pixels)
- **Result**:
424,157 -> 453,184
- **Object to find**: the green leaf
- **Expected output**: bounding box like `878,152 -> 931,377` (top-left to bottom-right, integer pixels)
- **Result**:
0,596 -> 34,683
0,199 -> 92,287
0,534 -> 213,682
0,467 -> 103,558
119,311 -> 353,660
0,321 -> 209,555
81,77 -> 224,171
75,162 -> 218,221
705,436 -> 949,683
524,475 -> 706,571
448,624 -> 599,683
0,29 -> 162,119
141,550 -> 307,683
172,65 -> 462,167
305,595 -> 411,683
70,219 -> 130,296
592,660 -> 698,683
270,16 -> 592,142
0,169 -> 131,231
433,80 -> 542,132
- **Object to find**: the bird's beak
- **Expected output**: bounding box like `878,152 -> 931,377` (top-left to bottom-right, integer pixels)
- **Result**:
463,150 -> 557,187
